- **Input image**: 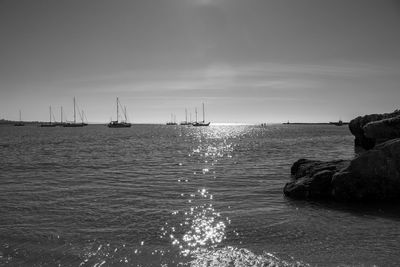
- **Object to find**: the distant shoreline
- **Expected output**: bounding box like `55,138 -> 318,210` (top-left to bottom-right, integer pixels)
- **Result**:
0,119 -> 349,126
282,122 -> 349,125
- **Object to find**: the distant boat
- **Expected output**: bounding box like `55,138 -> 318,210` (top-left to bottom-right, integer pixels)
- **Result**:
54,106 -> 65,127
108,97 -> 131,128
40,106 -> 57,127
180,109 -> 191,126
330,120 -> 344,126
192,103 -> 210,127
64,97 -> 87,127
166,113 -> 177,125
14,110 -> 24,126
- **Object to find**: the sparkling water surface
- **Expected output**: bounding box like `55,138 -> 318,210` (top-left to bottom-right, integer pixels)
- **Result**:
1,124 -> 400,266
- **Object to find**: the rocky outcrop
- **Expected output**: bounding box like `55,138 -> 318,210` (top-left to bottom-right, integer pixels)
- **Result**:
348,110 -> 400,150
284,159 -> 349,199
284,159 -> 347,200
284,138 -> 400,201
332,138 -> 400,201
363,115 -> 400,143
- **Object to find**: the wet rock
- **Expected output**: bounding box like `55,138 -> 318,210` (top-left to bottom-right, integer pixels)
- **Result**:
285,109 -> 400,202
284,139 -> 400,202
348,110 -> 400,150
284,159 -> 349,199
332,138 -> 400,201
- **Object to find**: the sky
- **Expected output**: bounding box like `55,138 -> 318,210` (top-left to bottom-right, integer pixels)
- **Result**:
1,0 -> 400,123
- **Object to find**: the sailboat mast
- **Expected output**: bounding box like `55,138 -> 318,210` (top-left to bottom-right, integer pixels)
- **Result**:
19,110 -> 22,122
202,103 -> 205,122
61,106 -> 63,123
195,108 -> 198,122
49,106 -> 52,123
185,108 -> 188,123
73,97 -> 76,123
117,97 -> 119,123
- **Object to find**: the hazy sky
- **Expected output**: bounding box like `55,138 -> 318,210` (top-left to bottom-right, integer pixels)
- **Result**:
1,0 -> 400,123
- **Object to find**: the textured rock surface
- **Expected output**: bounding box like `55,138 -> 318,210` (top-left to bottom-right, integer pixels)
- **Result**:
284,159 -> 350,199
332,138 -> 400,201
284,139 -> 400,201
363,115 -> 400,142
348,110 -> 400,150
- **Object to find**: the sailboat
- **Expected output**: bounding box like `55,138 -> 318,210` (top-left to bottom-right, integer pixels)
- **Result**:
108,97 -> 131,128
166,114 -> 177,125
40,106 -> 57,127
55,106 -> 65,126
14,110 -> 24,126
330,119 -> 344,126
180,109 -> 191,126
63,97 -> 87,127
192,103 -> 210,127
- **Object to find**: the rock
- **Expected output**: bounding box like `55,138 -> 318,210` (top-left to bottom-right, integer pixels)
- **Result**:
285,110 -> 400,202
348,110 -> 400,150
363,115 -> 400,143
331,138 -> 400,201
284,159 -> 350,199
284,138 -> 400,201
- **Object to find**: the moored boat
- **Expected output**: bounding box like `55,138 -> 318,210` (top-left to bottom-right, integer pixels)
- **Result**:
108,97 -> 131,128
40,106 -> 57,127
14,110 -> 24,126
192,103 -> 210,127
63,97 -> 87,127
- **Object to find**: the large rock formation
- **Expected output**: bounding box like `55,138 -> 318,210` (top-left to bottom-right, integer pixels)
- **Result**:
332,138 -> 400,201
284,138 -> 400,201
363,115 -> 400,143
348,110 -> 400,150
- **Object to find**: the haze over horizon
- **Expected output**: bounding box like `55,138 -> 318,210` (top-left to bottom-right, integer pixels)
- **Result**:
1,0 -> 400,124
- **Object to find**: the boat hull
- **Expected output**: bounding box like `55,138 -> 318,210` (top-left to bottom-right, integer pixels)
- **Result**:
192,122 -> 210,127
63,123 -> 86,127
108,123 -> 131,128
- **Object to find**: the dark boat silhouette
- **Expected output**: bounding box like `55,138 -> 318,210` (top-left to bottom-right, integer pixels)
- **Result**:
329,119 -> 344,126
180,109 -> 191,125
166,113 -> 177,125
64,97 -> 87,127
192,103 -> 210,126
40,106 -> 57,127
14,110 -> 24,126
108,97 -> 131,128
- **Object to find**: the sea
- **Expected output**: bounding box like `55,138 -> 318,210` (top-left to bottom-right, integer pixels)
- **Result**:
1,124 -> 400,266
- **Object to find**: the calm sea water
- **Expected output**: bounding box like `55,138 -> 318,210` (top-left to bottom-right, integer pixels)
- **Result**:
1,124 -> 400,266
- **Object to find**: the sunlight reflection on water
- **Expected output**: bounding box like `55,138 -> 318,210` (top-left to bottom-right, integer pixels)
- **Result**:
162,188 -> 229,257
189,246 -> 308,267
159,127 -> 308,266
